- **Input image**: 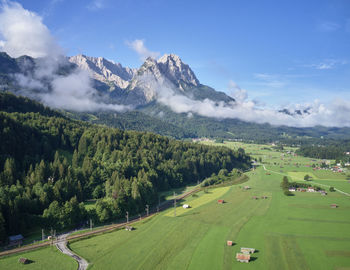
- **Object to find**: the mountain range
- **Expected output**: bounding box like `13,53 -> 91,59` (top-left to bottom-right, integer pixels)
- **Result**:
1,51 -> 350,143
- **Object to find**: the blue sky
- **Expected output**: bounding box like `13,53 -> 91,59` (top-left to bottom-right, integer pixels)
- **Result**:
6,0 -> 350,106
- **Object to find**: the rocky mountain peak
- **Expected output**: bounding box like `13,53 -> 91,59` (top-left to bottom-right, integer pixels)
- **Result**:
69,54 -> 136,89
157,54 -> 199,89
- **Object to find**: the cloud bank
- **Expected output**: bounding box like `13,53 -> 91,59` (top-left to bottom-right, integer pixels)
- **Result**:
0,0 -> 130,112
152,78 -> 350,128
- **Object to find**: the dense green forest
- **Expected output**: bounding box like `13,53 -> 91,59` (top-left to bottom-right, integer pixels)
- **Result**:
296,142 -> 350,160
0,92 -> 251,242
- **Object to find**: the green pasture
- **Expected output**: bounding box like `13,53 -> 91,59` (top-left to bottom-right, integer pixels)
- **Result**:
66,141 -> 350,269
3,141 -> 349,270
164,186 -> 230,217
0,247 -> 77,270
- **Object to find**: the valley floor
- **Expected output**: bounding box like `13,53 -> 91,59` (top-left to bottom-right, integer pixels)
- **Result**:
1,142 -> 350,269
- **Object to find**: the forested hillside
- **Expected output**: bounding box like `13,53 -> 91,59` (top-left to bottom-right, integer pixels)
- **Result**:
0,92 -> 251,242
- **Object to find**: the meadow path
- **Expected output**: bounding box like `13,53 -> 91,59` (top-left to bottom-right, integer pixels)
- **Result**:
56,233 -> 89,270
262,164 -> 350,196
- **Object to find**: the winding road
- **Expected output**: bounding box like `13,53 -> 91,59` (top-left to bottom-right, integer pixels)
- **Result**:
55,233 -> 89,270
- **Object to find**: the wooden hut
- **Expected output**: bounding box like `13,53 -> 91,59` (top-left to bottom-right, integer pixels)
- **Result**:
125,226 -> 134,231
217,199 -> 225,204
236,253 -> 250,263
18,257 -> 29,264
241,247 -> 255,254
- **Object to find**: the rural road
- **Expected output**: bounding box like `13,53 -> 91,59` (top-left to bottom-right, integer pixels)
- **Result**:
56,233 -> 89,270
262,164 -> 350,196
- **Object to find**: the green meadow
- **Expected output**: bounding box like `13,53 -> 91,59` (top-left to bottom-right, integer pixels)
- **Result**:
2,141 -> 350,269
0,247 -> 77,270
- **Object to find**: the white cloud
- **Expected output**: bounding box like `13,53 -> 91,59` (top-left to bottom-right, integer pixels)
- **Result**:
87,0 -> 105,11
306,59 -> 348,70
149,77 -> 350,128
41,69 -> 131,112
228,80 -> 248,103
0,1 -> 63,58
318,21 -> 341,32
126,39 -> 160,61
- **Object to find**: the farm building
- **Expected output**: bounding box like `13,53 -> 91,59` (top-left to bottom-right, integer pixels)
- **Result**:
217,199 -> 225,204
241,247 -> 255,254
125,226 -> 134,231
8,234 -> 24,247
243,186 -> 251,190
252,196 -> 258,200
182,204 -> 190,209
236,253 -> 250,263
307,187 -> 315,192
18,257 -> 29,264
289,188 -> 296,192
261,196 -> 268,199
330,204 -> 338,208
227,240 -> 233,246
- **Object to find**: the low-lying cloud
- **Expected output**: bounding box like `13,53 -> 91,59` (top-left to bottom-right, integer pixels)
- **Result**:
0,0 -> 130,112
152,78 -> 350,128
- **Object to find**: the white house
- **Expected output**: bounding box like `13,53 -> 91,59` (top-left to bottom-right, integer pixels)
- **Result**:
183,204 -> 190,209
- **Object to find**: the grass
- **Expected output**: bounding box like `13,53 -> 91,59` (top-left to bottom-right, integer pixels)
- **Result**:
0,247 -> 77,270
4,141 -> 349,269
164,186 -> 230,217
68,141 -> 350,270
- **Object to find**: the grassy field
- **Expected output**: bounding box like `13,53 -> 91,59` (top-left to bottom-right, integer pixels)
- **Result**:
3,141 -> 350,269
0,247 -> 77,270
67,141 -> 350,270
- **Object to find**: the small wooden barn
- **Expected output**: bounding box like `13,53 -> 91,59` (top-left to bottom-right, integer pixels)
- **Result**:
125,226 -> 134,231
227,240 -> 233,246
330,204 -> 338,208
241,247 -> 255,254
218,199 -> 225,204
18,257 -> 29,264
236,253 -> 250,263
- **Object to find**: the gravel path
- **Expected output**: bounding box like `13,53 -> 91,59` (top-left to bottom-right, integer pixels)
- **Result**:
56,233 -> 89,270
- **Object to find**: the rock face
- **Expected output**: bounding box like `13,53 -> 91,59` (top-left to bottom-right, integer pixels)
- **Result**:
157,54 -> 199,89
69,55 -> 136,89
69,53 -> 203,106
1,52 -> 233,107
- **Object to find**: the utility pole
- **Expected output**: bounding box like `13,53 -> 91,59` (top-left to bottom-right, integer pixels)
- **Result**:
50,228 -> 53,246
90,219 -> 93,230
139,214 -> 141,221
42,229 -> 44,241
145,204 -> 149,216
126,211 -> 129,224
174,191 -> 176,217
157,206 -> 159,213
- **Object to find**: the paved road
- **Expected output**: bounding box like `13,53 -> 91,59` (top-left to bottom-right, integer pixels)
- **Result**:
262,164 -> 350,196
56,233 -> 89,270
